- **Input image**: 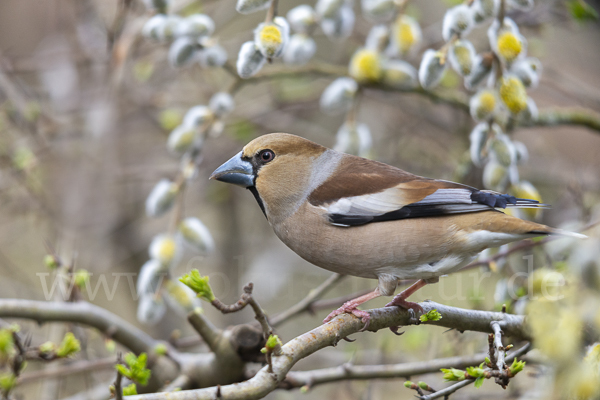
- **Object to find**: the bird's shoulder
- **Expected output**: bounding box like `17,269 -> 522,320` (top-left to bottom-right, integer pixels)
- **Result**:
307,154 -> 468,207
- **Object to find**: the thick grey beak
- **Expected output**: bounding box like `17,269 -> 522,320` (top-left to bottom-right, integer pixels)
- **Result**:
209,151 -> 255,188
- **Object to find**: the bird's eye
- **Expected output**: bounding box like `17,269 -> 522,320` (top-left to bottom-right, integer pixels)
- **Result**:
258,150 -> 275,163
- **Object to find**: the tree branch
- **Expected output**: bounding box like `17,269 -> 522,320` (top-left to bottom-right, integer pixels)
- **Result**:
282,352 -> 490,389
532,107 -> 600,132
127,301 -> 527,400
0,299 -> 156,354
419,343 -> 531,400
17,357 -> 116,385
271,274 -> 345,327
187,309 -> 222,354
230,63 -> 600,134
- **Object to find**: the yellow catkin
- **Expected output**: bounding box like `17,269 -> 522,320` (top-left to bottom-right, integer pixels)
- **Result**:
259,25 -> 282,56
453,45 -> 472,75
158,238 -> 176,262
395,17 -> 415,54
478,91 -> 496,114
497,32 -> 522,62
349,49 -> 382,82
499,76 -> 527,114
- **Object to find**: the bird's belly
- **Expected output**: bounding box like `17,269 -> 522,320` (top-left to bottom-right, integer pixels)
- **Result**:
271,204 -> 471,280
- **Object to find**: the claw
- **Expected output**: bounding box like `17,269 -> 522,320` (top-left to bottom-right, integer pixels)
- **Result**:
389,326 -> 405,336
342,336 -> 356,342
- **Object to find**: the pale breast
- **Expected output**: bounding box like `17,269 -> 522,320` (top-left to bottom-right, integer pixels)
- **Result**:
270,202 -> 472,280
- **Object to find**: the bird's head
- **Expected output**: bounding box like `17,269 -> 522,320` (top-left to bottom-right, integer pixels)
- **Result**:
210,133 -> 329,222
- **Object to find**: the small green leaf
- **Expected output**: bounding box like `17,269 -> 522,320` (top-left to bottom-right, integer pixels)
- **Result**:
568,0 -> 598,22
420,309 -> 442,322
0,329 -> 14,358
44,254 -> 60,270
74,269 -> 90,289
441,368 -> 465,381
56,332 -> 80,358
116,353 -> 152,386
0,373 -> 16,393
466,365 -> 485,378
509,357 -> 526,375
154,343 -> 168,356
123,383 -> 138,396
38,341 -> 56,355
265,334 -> 282,350
417,381 -> 428,390
403,381 -> 413,388
474,376 -> 485,388
179,270 -> 215,302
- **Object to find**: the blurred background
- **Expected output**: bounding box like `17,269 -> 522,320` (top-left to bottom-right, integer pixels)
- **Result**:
0,0 -> 599,399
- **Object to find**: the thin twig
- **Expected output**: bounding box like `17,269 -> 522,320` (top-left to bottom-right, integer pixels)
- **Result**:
18,357 -> 116,385
161,374 -> 192,392
282,352 -> 491,389
186,309 -> 222,354
114,353 -> 124,400
491,322 -> 506,371
0,299 -> 157,354
270,274 -> 345,326
419,343 -> 531,400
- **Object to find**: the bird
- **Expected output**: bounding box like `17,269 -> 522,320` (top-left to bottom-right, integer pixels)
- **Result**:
210,133 -> 586,327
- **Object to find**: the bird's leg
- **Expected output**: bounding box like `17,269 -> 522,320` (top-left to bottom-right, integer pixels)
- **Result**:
385,279 -> 427,315
323,288 -> 381,327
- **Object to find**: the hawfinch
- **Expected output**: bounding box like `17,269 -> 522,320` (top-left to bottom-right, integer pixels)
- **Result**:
210,133 -> 585,326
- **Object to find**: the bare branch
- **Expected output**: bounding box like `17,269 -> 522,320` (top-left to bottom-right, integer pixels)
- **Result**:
419,343 -> 531,400
282,352 -> 491,389
186,309 -> 222,354
161,374 -> 193,392
271,274 -> 345,327
530,107 -> 600,132
18,357 -> 116,385
491,322 -> 507,371
0,299 -> 156,354
230,63 -> 600,133
126,301 -> 527,400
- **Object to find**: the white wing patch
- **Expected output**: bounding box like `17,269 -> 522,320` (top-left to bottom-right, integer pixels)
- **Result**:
414,188 -> 473,205
323,187 -> 476,217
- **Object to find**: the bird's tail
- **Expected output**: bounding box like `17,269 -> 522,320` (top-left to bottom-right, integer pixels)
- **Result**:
530,227 -> 588,239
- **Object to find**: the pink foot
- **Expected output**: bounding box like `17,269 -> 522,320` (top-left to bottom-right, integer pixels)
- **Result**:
385,296 -> 424,315
323,301 -> 371,330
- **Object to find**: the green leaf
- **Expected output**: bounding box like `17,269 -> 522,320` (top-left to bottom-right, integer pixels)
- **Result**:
123,383 -> 138,396
509,357 -> 526,375
154,343 -> 168,356
56,332 -> 80,358
403,381 -> 413,388
179,270 -> 215,302
568,0 -> 598,22
116,353 -> 152,386
74,269 -> 90,289
420,309 -> 442,322
265,334 -> 282,350
44,254 -> 60,270
0,373 -> 16,393
441,368 -> 465,381
0,329 -> 14,358
474,376 -> 485,388
466,365 -> 485,378
38,341 -> 56,355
